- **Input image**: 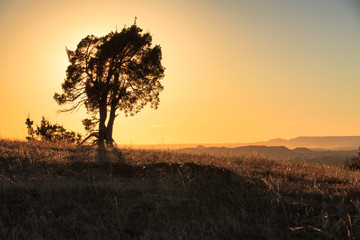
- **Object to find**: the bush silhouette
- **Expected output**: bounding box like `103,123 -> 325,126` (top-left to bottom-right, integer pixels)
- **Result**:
344,148 -> 360,170
25,116 -> 82,144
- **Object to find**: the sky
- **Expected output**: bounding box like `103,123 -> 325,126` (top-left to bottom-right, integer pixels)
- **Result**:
0,0 -> 359,145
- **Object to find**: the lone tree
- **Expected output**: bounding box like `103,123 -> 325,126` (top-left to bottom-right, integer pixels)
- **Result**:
54,24 -> 165,147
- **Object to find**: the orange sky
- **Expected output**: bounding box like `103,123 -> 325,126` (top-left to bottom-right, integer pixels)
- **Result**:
0,0 -> 360,145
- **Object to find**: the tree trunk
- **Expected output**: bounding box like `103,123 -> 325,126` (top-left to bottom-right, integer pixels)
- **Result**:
105,105 -> 117,147
98,100 -> 108,148
106,84 -> 122,147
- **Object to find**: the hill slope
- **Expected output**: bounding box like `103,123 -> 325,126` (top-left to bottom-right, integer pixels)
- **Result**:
176,145 -> 357,166
1,140 -> 360,239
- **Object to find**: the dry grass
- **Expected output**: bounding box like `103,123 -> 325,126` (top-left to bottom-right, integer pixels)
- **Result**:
1,139 -> 360,239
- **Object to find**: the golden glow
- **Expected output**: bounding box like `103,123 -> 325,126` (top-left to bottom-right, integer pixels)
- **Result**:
1,0 -> 360,144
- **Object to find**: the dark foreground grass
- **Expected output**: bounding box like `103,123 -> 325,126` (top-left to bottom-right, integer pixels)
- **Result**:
1,140 -> 360,239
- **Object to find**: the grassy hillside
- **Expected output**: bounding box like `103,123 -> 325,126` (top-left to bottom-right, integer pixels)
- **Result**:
1,139 -> 360,239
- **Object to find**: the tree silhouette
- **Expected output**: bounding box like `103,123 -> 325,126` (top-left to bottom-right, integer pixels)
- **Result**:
54,24 -> 165,147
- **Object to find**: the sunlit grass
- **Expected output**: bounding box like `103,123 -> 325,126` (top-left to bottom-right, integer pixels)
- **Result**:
1,139 -> 360,239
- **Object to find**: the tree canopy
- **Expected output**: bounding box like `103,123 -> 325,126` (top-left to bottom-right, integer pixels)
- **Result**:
54,24 -> 165,147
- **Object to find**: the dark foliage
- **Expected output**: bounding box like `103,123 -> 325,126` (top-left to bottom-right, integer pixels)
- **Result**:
54,23 -> 165,147
25,116 -> 82,144
344,149 -> 360,170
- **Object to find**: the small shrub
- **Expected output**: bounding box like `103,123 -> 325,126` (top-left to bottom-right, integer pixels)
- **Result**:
344,148 -> 360,170
25,116 -> 82,144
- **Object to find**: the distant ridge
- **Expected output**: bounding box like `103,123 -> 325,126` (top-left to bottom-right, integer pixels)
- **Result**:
256,136 -> 360,150
175,145 -> 358,167
121,136 -> 360,151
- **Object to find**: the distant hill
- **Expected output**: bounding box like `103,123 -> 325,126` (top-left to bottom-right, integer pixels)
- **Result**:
176,145 -> 358,167
123,136 -> 360,151
255,136 -> 360,150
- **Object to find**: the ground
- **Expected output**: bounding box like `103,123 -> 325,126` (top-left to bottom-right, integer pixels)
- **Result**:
1,139 -> 360,239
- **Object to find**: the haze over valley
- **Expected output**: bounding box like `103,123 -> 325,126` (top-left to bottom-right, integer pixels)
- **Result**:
173,136 -> 360,167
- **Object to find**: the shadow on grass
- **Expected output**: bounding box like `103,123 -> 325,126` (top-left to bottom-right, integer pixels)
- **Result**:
66,160 -> 235,179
